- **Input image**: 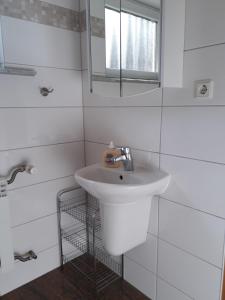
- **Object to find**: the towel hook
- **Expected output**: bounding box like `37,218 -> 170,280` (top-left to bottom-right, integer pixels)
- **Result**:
40,87 -> 54,97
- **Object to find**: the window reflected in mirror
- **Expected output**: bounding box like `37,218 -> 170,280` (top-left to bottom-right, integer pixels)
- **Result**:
89,0 -> 161,97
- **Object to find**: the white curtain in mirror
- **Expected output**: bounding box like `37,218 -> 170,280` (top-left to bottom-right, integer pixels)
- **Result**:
105,8 -> 157,75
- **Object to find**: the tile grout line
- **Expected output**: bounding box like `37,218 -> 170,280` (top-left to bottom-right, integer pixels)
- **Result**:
8,174 -> 75,192
12,212 -> 57,229
158,237 -> 223,270
219,230 -> 225,299
0,139 -> 84,153
125,255 -> 194,300
155,85 -> 164,300
184,42 -> 225,52
160,196 -> 225,221
0,107 -> 84,109
83,105 -> 225,108
85,140 -> 225,167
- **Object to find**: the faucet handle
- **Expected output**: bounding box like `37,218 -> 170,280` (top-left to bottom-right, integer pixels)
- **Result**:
117,146 -> 132,155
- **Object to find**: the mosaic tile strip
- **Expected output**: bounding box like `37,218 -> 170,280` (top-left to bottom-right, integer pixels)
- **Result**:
91,16 -> 105,38
0,0 -> 80,32
80,10 -> 105,38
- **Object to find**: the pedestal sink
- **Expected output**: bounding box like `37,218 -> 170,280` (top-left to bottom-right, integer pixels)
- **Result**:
75,164 -> 170,256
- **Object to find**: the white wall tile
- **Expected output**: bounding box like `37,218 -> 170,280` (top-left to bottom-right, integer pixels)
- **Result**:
158,240 -> 222,300
13,214 -> 58,254
159,199 -> 225,268
124,256 -> 157,300
1,17 -> 81,69
81,33 -> 88,70
157,279 -> 193,300
185,0 -> 225,50
85,141 -> 159,168
0,108 -> 83,150
82,71 -> 162,107
125,234 -> 157,274
0,246 -> 60,296
0,66 -> 82,107
84,107 -> 161,152
161,107 -> 225,163
160,154 -> 225,218
9,176 -> 76,227
0,142 -> 84,190
163,44 -> 225,106
148,197 -> 158,236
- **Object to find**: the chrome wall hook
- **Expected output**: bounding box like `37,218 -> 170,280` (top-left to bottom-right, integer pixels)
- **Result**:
14,251 -> 37,262
40,87 -> 54,96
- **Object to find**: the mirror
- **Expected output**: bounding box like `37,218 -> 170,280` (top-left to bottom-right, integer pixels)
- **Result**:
88,0 -> 161,97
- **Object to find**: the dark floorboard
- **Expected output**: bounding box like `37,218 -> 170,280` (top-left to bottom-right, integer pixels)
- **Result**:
1,263 -> 150,300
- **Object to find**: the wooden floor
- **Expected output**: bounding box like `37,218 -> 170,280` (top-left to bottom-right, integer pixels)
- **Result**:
1,263 -> 150,300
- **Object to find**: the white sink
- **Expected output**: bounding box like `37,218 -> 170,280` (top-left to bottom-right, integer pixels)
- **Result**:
75,163 -> 170,256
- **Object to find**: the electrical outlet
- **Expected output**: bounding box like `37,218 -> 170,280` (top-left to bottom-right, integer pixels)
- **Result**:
195,79 -> 214,99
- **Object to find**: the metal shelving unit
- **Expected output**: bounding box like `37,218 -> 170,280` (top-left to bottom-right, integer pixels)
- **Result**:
57,186 -> 123,293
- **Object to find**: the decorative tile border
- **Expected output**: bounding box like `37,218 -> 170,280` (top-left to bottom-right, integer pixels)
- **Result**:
80,10 -> 105,38
0,1 -> 105,37
0,0 -> 80,32
91,16 -> 105,38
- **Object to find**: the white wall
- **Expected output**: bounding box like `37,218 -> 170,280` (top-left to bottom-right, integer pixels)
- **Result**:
81,0 -> 225,299
0,0 -> 84,295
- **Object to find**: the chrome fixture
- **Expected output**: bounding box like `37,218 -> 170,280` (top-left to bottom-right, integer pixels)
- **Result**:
0,164 -> 36,186
4,165 -> 36,185
106,147 -> 134,171
14,251 -> 37,263
40,87 -> 54,96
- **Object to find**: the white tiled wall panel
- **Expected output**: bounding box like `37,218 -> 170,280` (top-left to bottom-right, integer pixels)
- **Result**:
84,107 -> 161,152
160,154 -> 225,218
0,142 -> 84,190
159,199 -> 225,268
9,176 -> 76,227
0,246 -> 60,296
163,44 -> 225,106
1,17 -> 81,69
125,234 -> 157,274
81,33 -> 88,70
0,67 -> 82,107
124,256 -> 157,300
13,214 -> 58,254
158,240 -> 222,300
148,197 -> 159,236
161,106 -> 225,163
0,108 -> 83,150
84,141 -> 160,168
157,279 -> 193,300
83,1 -> 225,299
0,0 -> 83,294
185,0 -> 225,50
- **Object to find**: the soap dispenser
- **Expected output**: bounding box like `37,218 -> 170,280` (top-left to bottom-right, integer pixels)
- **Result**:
102,141 -> 122,168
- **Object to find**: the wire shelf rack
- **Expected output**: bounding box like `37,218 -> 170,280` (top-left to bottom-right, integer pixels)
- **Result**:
60,197 -> 101,232
57,186 -> 123,293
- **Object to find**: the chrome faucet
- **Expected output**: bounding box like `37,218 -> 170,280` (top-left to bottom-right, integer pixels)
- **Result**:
106,146 -> 134,171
